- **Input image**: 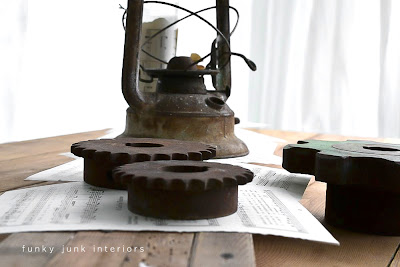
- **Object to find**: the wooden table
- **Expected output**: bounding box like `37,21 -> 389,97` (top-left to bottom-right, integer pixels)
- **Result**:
0,129 -> 399,266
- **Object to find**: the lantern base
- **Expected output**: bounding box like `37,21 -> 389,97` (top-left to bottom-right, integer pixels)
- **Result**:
119,107 -> 248,159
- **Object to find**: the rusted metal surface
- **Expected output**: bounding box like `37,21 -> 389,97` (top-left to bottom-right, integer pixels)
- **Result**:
121,56 -> 249,158
216,0 -> 232,99
113,160 -> 253,219
122,0 -> 152,108
283,140 -> 400,235
71,138 -> 216,190
145,57 -> 214,94
121,108 -> 248,159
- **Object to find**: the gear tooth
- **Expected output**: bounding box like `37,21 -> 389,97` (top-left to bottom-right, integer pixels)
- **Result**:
93,150 -> 112,161
188,152 -> 203,161
153,154 -> 171,161
172,153 -> 189,160
244,171 -> 254,182
112,168 -> 123,179
71,142 -> 80,149
71,144 -> 84,156
125,153 -> 135,163
84,139 -> 98,145
132,176 -> 147,187
168,179 -> 186,190
188,179 -> 205,191
113,171 -> 134,185
235,175 -> 248,185
148,177 -> 167,190
122,174 -> 135,184
81,148 -> 97,159
199,150 -> 213,160
133,153 -> 152,162
206,178 -> 223,190
111,152 -> 132,164
207,146 -> 217,157
223,177 -> 237,186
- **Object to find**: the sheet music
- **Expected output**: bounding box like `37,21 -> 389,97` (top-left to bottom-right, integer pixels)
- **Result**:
4,166 -> 338,245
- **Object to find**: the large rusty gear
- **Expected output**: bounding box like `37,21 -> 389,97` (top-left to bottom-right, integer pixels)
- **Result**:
283,139 -> 400,235
113,161 -> 253,219
71,138 -> 216,190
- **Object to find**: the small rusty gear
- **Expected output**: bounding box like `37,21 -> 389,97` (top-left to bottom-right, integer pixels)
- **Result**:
113,161 -> 253,219
71,138 -> 216,190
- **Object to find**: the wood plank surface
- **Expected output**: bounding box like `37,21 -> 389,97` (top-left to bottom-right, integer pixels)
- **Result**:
391,244 -> 400,266
254,180 -> 400,267
1,129 -> 399,266
189,233 -> 256,267
47,232 -> 194,267
0,153 -> 74,192
0,129 -> 110,162
0,129 -> 109,192
0,233 -> 74,266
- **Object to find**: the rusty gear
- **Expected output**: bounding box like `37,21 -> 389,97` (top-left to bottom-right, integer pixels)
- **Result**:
71,138 -> 216,190
283,140 -> 400,235
113,161 -> 253,219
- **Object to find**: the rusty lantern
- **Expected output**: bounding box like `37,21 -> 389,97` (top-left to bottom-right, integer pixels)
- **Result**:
118,0 -> 256,158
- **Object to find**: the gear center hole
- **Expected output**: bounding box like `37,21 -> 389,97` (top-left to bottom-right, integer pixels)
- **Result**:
162,165 -> 209,173
126,143 -> 164,148
363,146 -> 400,152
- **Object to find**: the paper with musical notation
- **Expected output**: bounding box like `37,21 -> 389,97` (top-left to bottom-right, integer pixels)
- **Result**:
1,164 -> 338,245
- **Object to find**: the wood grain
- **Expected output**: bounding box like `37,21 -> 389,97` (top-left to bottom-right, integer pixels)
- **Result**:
253,129 -> 317,157
0,129 -> 108,193
0,129 -> 109,162
391,244 -> 400,266
0,153 -> 74,192
254,179 -> 400,266
0,233 -> 74,266
1,129 -> 400,266
47,232 -> 194,267
189,233 -> 256,267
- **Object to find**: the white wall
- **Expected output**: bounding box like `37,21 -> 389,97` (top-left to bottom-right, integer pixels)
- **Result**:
248,0 -> 400,138
1,0 -> 128,143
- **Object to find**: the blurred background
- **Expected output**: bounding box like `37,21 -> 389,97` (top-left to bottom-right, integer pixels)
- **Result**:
1,0 -> 400,144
